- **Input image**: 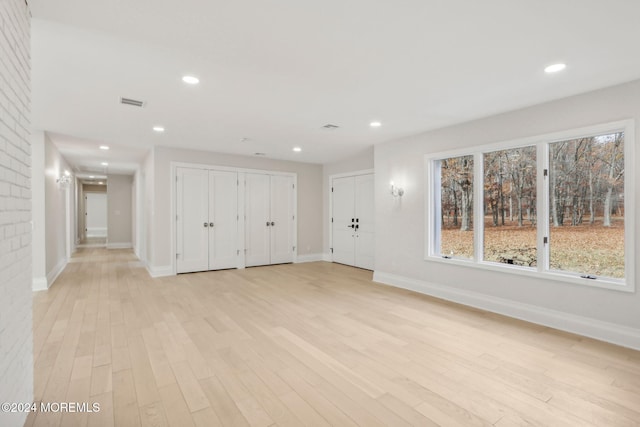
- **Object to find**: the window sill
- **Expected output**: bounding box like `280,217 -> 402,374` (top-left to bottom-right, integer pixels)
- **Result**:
425,255 -> 633,293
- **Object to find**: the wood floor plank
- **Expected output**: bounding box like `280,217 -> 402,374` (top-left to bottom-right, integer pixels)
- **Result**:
112,369 -> 141,427
199,375 -> 250,427
170,361 -> 210,413
30,249 -> 640,427
158,383 -> 196,427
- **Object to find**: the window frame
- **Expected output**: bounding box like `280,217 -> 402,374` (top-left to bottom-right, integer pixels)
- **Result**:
425,120 -> 635,292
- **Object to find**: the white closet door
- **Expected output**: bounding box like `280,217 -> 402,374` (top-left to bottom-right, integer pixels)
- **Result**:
331,176 -> 356,266
354,174 -> 375,270
177,167 -> 209,273
209,171 -> 238,270
85,193 -> 107,237
245,173 -> 271,267
270,175 -> 294,264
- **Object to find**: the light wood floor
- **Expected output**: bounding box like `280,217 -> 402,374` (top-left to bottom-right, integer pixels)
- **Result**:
26,248 -> 640,427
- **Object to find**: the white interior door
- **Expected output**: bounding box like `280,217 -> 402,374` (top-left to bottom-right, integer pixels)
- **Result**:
176,167 -> 209,273
245,173 -> 271,267
209,171 -> 238,270
270,175 -> 294,264
331,176 -> 356,266
354,174 -> 374,270
86,193 -> 107,237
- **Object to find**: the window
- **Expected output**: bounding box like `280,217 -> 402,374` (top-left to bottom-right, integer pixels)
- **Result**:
426,121 -> 634,291
435,155 -> 474,260
548,133 -> 625,279
483,146 -> 537,266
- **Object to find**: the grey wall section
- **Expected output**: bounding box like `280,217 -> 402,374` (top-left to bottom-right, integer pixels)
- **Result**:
374,79 -> 640,338
150,146 -> 323,270
0,0 -> 33,426
322,147 -> 374,255
107,174 -> 133,247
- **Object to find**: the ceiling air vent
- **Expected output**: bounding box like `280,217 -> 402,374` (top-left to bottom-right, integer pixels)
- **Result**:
322,124 -> 339,130
120,97 -> 145,108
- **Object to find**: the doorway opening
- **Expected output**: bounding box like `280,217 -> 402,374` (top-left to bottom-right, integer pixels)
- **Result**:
78,179 -> 108,247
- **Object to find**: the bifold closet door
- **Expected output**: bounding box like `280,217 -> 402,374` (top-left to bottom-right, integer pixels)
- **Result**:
245,173 -> 271,267
270,174 -> 294,264
245,173 -> 294,267
177,168 -> 238,273
208,171 -> 238,270
176,167 -> 209,273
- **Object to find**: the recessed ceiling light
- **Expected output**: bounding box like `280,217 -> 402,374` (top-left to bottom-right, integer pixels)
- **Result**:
182,75 -> 200,85
98,182 -> 104,185
370,121 -> 382,127
99,145 -> 109,150
153,126 -> 165,132
544,63 -> 566,73
101,162 -> 108,166
89,176 -> 95,179
293,147 -> 302,152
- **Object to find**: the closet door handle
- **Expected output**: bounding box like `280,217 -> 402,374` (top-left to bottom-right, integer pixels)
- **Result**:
209,222 -> 214,227
270,222 -> 275,226
204,222 -> 209,228
266,221 -> 270,227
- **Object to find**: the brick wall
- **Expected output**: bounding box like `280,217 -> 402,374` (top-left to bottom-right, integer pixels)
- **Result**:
0,0 -> 33,426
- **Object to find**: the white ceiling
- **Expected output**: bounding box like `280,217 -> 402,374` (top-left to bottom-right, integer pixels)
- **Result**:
31,0 -> 640,173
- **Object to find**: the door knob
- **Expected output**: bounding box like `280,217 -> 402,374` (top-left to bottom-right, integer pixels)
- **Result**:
209,222 -> 214,227
204,222 -> 209,227
270,222 -> 275,226
348,224 -> 354,228
266,221 -> 270,226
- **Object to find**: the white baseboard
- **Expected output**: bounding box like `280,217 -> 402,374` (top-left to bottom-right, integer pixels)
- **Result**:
45,257 -> 68,289
373,271 -> 640,351
32,276 -> 48,291
86,228 -> 107,238
322,253 -> 332,262
295,253 -> 326,263
107,242 -> 132,249
146,264 -> 173,278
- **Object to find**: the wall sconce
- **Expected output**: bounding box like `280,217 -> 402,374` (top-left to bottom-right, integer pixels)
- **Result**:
390,181 -> 404,197
56,170 -> 72,187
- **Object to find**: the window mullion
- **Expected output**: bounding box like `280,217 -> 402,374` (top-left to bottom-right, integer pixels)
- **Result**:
474,152 -> 484,263
537,142 -> 550,273
431,159 -> 442,257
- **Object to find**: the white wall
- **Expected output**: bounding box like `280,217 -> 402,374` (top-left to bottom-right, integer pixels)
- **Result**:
32,131 -> 46,289
374,79 -> 640,349
131,172 -> 137,253
322,147 -> 374,255
148,146 -> 323,274
142,149 -> 155,267
106,174 -> 133,248
0,1 -> 33,426
44,133 -> 73,285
